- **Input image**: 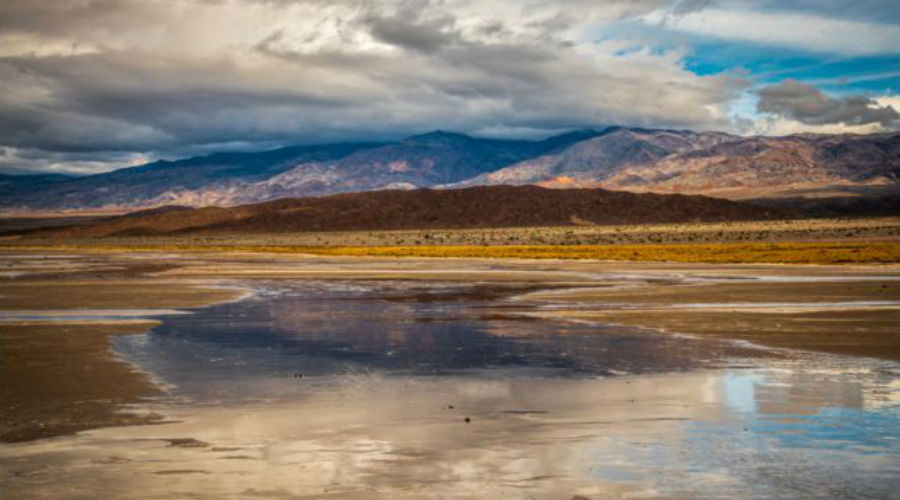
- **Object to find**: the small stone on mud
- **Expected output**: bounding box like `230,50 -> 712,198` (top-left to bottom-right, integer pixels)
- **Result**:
165,438 -> 210,448
92,456 -> 131,465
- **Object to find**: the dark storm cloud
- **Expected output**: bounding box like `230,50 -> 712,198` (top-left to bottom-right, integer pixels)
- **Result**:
9,0 -> 889,173
1,52 -> 358,153
365,12 -> 458,54
1,1 -> 737,156
757,80 -> 900,128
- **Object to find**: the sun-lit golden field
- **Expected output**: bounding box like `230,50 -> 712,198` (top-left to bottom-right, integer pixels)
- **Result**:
277,241 -> 900,264
3,240 -> 898,265
2,217 -> 898,264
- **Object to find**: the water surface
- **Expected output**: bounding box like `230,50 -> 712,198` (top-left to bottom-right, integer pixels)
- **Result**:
115,280 -> 761,403
5,279 -> 899,499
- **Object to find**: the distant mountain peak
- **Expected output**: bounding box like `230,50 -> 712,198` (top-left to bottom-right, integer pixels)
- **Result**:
599,125 -> 688,136
401,130 -> 473,145
543,129 -> 598,141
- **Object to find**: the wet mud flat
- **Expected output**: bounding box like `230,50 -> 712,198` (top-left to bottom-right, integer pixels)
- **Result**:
512,279 -> 900,360
1,250 -> 899,499
0,322 -> 164,442
0,255 -> 249,442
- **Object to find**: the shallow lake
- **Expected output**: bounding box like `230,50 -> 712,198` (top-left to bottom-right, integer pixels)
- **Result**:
5,279 -> 900,499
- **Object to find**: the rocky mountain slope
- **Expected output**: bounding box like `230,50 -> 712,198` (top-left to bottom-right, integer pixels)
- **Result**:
0,143 -> 379,211
603,133 -> 900,198
1,131 -> 594,211
0,173 -> 79,194
207,130 -> 598,206
2,127 -> 897,213
457,128 -> 900,199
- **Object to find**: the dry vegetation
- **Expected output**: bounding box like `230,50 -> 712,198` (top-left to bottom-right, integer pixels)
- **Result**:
3,217 -> 898,264
5,217 -> 898,245
3,241 -> 897,265
281,241 -> 900,264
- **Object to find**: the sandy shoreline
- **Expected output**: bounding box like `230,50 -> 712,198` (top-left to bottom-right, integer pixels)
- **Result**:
0,260 -> 250,442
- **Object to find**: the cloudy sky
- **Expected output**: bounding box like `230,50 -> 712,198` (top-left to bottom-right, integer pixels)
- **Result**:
1,0 -> 898,174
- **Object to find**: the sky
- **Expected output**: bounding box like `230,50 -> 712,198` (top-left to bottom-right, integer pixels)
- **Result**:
1,0 -> 898,174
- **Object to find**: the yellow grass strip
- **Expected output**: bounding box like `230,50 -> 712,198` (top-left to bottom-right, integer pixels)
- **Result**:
4,241 -> 899,264
293,241 -> 900,264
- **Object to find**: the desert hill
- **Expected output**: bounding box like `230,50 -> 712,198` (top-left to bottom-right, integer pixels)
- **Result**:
34,185 -> 793,238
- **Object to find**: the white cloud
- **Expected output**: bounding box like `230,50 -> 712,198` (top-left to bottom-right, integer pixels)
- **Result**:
0,33 -> 101,57
874,96 -> 900,112
744,93 -> 900,136
641,7 -> 899,56
0,146 -> 151,175
748,116 -> 886,136
732,84 -> 899,136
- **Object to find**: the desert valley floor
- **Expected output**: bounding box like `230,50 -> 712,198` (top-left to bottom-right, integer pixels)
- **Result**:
0,248 -> 898,499
4,0 -> 900,497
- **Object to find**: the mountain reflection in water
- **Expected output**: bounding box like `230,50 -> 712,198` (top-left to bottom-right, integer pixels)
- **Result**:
116,280 -> 759,403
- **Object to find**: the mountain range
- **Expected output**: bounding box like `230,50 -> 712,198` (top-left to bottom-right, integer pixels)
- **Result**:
2,127 -> 897,213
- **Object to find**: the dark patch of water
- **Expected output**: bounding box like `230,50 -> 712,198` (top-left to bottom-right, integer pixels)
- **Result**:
115,280 -> 751,402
